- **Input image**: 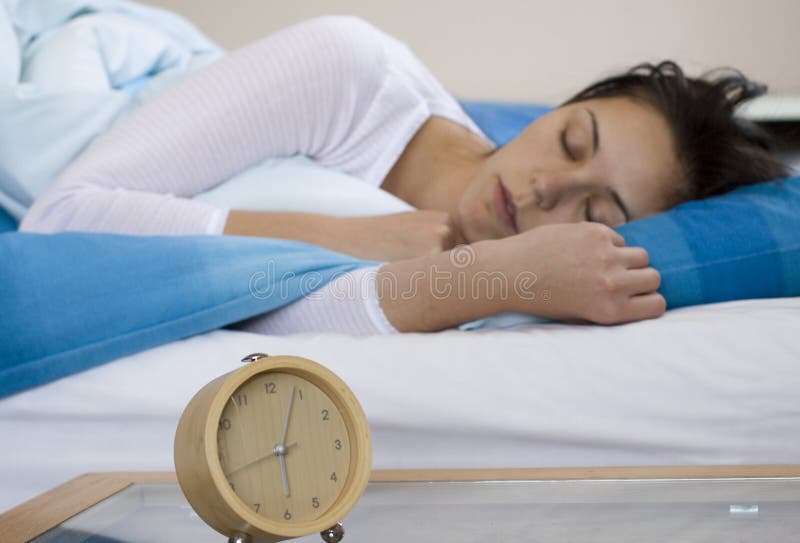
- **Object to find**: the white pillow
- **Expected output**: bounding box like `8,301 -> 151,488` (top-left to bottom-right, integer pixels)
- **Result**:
194,155 -> 414,216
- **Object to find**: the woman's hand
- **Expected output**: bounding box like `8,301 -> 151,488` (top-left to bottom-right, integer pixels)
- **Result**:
375,221 -> 663,332
335,210 -> 466,261
494,222 -> 665,324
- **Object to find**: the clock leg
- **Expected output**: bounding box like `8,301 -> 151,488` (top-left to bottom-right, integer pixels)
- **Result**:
320,522 -> 345,543
228,533 -> 251,543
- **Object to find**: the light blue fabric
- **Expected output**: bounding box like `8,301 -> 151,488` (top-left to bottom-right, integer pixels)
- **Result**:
0,233 -> 374,398
0,0 -> 223,220
6,0 -> 218,51
0,1 -> 19,89
0,205 -> 16,232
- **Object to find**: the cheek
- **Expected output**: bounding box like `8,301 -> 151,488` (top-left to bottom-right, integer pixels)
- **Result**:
493,137 -> 552,178
513,117 -> 561,154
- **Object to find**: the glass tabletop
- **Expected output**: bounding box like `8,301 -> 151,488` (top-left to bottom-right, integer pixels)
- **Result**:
33,477 -> 800,542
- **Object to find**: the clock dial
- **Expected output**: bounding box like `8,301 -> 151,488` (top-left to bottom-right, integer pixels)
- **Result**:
216,372 -> 351,524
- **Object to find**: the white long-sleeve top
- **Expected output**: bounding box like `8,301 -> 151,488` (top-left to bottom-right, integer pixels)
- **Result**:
20,16 -> 487,335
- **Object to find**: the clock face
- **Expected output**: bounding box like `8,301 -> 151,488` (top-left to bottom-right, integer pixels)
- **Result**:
216,372 -> 352,524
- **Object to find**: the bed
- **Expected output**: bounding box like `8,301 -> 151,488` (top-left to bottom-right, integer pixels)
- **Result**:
3,0 -> 800,517
3,296 -> 800,512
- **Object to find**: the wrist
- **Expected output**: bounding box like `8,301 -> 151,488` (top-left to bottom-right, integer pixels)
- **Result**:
467,236 -> 553,316
491,232 -> 559,317
375,240 -> 512,332
461,239 -> 511,316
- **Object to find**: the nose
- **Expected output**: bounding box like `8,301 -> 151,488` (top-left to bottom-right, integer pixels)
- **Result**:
531,172 -> 575,211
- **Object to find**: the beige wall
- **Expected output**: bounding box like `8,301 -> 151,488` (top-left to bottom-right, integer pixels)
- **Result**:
142,0 -> 799,102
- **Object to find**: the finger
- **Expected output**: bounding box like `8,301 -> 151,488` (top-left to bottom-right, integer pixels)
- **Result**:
624,267 -> 661,295
622,292 -> 667,322
607,227 -> 626,247
587,223 -> 626,247
618,246 -> 649,269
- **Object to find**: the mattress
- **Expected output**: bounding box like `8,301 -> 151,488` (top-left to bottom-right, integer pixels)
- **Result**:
2,297 -> 800,513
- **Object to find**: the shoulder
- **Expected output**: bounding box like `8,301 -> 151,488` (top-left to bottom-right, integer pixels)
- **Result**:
285,16 -> 392,75
271,16 -> 453,116
281,17 -> 444,91
290,16 -> 457,103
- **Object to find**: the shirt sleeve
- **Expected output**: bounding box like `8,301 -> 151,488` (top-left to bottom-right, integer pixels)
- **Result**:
235,265 -> 401,336
20,16 -> 390,235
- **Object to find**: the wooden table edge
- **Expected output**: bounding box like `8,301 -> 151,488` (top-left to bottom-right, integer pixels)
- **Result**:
0,472 -> 176,543
3,465 -> 800,542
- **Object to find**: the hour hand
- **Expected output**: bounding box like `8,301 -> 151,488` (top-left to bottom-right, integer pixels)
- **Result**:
224,443 -> 297,477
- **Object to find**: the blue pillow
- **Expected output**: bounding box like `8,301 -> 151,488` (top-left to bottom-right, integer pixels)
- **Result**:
617,176 -> 800,308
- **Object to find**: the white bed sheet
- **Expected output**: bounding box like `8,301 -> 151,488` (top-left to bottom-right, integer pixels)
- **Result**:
2,297 -> 800,513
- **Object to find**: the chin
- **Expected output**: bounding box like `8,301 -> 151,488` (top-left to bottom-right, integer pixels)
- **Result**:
459,208 -> 491,244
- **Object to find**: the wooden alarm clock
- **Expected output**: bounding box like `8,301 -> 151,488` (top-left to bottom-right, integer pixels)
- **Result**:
174,354 -> 372,543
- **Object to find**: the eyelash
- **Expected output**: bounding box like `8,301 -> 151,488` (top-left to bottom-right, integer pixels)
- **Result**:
560,129 -> 576,161
562,125 -> 612,224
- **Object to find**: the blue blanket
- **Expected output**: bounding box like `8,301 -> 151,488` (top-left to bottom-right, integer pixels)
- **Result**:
0,233 -> 373,398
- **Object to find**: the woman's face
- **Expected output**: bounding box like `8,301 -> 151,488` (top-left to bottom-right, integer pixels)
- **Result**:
456,96 -> 683,242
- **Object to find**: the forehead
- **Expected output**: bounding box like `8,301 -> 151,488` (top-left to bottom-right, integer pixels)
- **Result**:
567,96 -> 683,217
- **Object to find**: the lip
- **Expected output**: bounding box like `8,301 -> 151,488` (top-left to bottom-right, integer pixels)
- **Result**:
493,178 -> 518,233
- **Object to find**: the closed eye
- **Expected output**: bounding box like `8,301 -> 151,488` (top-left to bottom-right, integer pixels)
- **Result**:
560,129 -> 576,161
585,194 -> 628,226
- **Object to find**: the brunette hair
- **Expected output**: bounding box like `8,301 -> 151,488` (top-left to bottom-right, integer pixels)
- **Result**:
564,61 -> 790,202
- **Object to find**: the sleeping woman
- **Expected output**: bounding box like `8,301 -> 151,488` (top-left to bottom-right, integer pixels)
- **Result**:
19,16 -> 788,334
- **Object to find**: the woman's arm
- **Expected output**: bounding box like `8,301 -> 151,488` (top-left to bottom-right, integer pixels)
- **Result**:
376,222 -> 666,331
380,222 -> 665,331
245,222 -> 665,335
237,245 -> 503,336
224,209 -> 465,261
20,16 -> 389,235
375,240 -> 506,332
